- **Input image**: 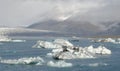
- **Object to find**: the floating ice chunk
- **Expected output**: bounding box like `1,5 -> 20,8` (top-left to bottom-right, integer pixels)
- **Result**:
84,45 -> 111,55
0,37 -> 12,42
105,38 -> 116,43
92,38 -> 117,44
11,40 -> 26,42
88,63 -> 108,67
92,38 -> 120,44
117,38 -> 120,42
52,48 -> 63,53
32,40 -> 62,49
54,39 -> 73,47
94,46 -> 111,54
114,38 -> 120,44
53,48 -> 95,60
33,39 -> 73,49
0,56 -> 44,65
84,45 -> 95,54
47,61 -> 72,67
52,45 -> 111,60
0,36 -> 25,43
47,53 -> 53,57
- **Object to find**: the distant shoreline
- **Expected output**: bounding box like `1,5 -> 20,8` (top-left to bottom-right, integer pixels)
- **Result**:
89,35 -> 120,38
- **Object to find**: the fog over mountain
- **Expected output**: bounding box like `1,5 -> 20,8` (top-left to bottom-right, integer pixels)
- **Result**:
27,20 -> 120,36
28,20 -> 102,35
100,23 -> 120,35
0,0 -> 120,27
0,0 -> 120,36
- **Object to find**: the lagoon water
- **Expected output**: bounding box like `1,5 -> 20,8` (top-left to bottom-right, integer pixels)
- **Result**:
0,37 -> 120,71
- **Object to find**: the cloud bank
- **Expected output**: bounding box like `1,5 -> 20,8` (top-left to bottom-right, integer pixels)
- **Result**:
0,0 -> 119,27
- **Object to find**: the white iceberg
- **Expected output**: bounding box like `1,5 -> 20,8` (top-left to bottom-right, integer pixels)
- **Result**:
53,39 -> 73,47
84,45 -> 111,55
0,36 -> 12,42
114,38 -> 120,44
0,35 -> 25,43
32,40 -> 62,48
32,38 -> 111,60
0,56 -> 44,65
52,48 -> 95,60
32,39 -> 73,49
91,38 -> 119,44
105,38 -> 116,43
47,61 -> 72,67
51,45 -> 111,60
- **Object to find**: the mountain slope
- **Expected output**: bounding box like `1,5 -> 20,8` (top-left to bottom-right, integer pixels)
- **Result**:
103,23 -> 120,35
28,20 -> 103,36
0,28 -> 65,37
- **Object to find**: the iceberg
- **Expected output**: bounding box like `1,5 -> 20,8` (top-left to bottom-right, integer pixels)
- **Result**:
52,48 -> 95,60
51,45 -> 111,60
115,38 -> 120,44
47,61 -> 72,67
53,39 -> 73,47
0,36 -> 12,42
32,38 -> 111,60
91,38 -> 117,44
0,35 -> 25,43
0,56 -> 44,65
32,39 -> 73,49
84,45 -> 111,55
32,40 -> 62,48
91,38 -> 120,44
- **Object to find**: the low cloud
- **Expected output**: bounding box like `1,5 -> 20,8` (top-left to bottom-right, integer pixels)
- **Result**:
0,0 -> 118,27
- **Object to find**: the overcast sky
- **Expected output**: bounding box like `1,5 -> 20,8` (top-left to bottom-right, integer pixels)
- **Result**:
0,0 -> 120,27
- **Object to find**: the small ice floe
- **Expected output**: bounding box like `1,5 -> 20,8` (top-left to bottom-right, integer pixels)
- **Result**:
0,56 -> 44,65
0,37 -> 12,42
91,38 -> 118,44
11,39 -> 26,42
0,36 -> 25,43
115,38 -> 120,44
88,63 -> 108,67
47,60 -> 72,67
32,39 -> 73,49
